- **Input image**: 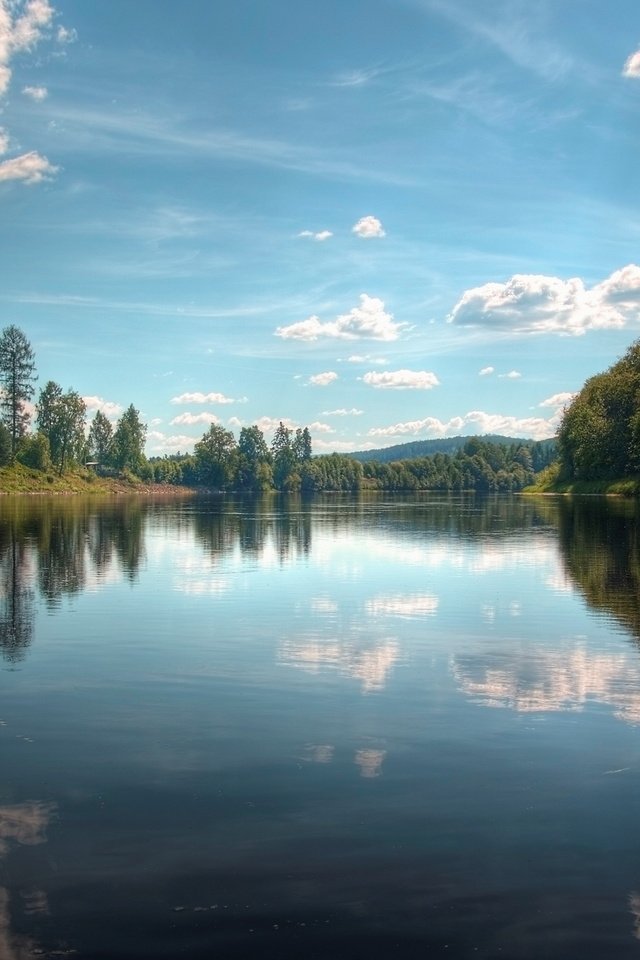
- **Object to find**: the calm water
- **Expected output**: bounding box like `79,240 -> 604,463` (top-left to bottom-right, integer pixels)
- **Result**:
1,492 -> 640,959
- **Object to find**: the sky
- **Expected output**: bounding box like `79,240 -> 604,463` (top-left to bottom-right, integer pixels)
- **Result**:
1,0 -> 640,456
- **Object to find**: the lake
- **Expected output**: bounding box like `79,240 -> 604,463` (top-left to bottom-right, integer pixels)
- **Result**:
1,492 -> 640,959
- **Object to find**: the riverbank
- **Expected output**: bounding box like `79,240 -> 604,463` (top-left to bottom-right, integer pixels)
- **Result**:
0,463 -> 197,496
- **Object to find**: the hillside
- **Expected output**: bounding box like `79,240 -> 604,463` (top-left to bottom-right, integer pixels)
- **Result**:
350,435 -> 557,464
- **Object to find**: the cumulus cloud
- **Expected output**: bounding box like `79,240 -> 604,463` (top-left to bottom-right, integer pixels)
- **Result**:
147,431 -> 196,454
83,396 -> 123,418
56,24 -> 76,44
170,411 -> 220,426
298,229 -> 333,241
623,49 -> 640,78
308,421 -> 334,433
352,215 -> 386,239
22,83 -> 47,99
539,392 -> 575,409
0,150 -> 58,183
171,391 -> 240,405
499,370 -> 521,379
363,369 -> 440,390
448,265 -> 640,336
254,416 -> 297,436
275,294 -> 406,342
309,371 -> 338,386
368,410 -> 558,442
322,408 -> 364,416
479,366 -> 494,376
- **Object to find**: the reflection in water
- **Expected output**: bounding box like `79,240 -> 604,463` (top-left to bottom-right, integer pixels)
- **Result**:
453,644 -> 640,724
0,541 -> 35,663
280,636 -> 400,693
355,748 -> 386,779
552,497 -> 640,641
0,802 -> 55,960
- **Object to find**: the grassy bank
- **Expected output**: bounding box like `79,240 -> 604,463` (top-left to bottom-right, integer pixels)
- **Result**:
0,463 -> 195,496
524,463 -> 640,496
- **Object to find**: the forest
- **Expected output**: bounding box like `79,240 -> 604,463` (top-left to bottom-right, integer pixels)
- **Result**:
0,323 -> 554,493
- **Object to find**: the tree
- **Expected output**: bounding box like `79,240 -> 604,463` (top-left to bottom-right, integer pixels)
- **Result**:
271,422 -> 296,490
112,405 -> 147,473
293,427 -> 312,463
36,382 -> 87,475
194,424 -> 237,488
88,410 -> 114,465
237,425 -> 272,490
0,325 -> 36,459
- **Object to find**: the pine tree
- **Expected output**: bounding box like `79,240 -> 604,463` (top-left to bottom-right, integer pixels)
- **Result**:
0,325 -> 37,459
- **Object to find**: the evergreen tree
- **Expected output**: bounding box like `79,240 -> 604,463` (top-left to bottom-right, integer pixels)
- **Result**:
112,405 -> 147,473
0,325 -> 36,459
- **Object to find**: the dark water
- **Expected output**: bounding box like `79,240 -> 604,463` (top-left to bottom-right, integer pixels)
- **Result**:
1,492 -> 640,959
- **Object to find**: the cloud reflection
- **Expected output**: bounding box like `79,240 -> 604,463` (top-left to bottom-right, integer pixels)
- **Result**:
280,637 -> 399,693
453,645 -> 640,724
0,802 -> 56,960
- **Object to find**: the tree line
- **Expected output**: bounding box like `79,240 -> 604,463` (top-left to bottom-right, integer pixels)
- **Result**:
0,323 -> 554,493
557,338 -> 640,482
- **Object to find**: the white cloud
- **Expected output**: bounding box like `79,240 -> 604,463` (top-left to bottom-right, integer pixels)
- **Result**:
499,370 -> 521,379
352,215 -> 386,239
171,391 -> 240,405
147,431 -> 196,454
345,354 -> 387,364
83,396 -> 123,418
368,410 -> 558,442
308,421 -> 334,434
539,392 -> 575,409
254,416 -> 297,437
623,49 -> 640,78
0,150 -> 57,183
0,126 -> 8,154
276,294 -> 406,342
0,0 -> 55,97
363,369 -> 440,390
298,229 -> 333,241
22,83 -> 47,99
448,265 -> 640,336
56,24 -> 76,44
309,371 -> 338,387
322,408 -> 364,416
479,366 -> 494,376
170,412 -> 220,426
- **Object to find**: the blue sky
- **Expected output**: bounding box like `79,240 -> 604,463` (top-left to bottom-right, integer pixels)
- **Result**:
1,0 -> 640,455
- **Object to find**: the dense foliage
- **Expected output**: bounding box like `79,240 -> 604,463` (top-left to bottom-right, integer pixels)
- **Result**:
0,323 -> 555,493
558,339 -> 640,481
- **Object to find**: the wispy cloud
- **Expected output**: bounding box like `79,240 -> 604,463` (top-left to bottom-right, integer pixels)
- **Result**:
363,369 -> 440,390
424,0 -> 572,81
448,264 -> 640,336
498,370 -> 521,379
171,391 -> 242,405
276,294 -> 407,342
298,229 -> 333,241
22,84 -> 47,100
322,408 -> 364,416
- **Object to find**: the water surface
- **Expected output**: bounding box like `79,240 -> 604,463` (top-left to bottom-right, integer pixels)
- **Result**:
1,492 -> 640,958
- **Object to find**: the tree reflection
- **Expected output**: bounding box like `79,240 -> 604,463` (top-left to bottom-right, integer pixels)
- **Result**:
0,538 -> 35,664
554,497 -> 640,640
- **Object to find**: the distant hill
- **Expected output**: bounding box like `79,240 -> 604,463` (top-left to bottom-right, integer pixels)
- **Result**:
349,434 -> 557,464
